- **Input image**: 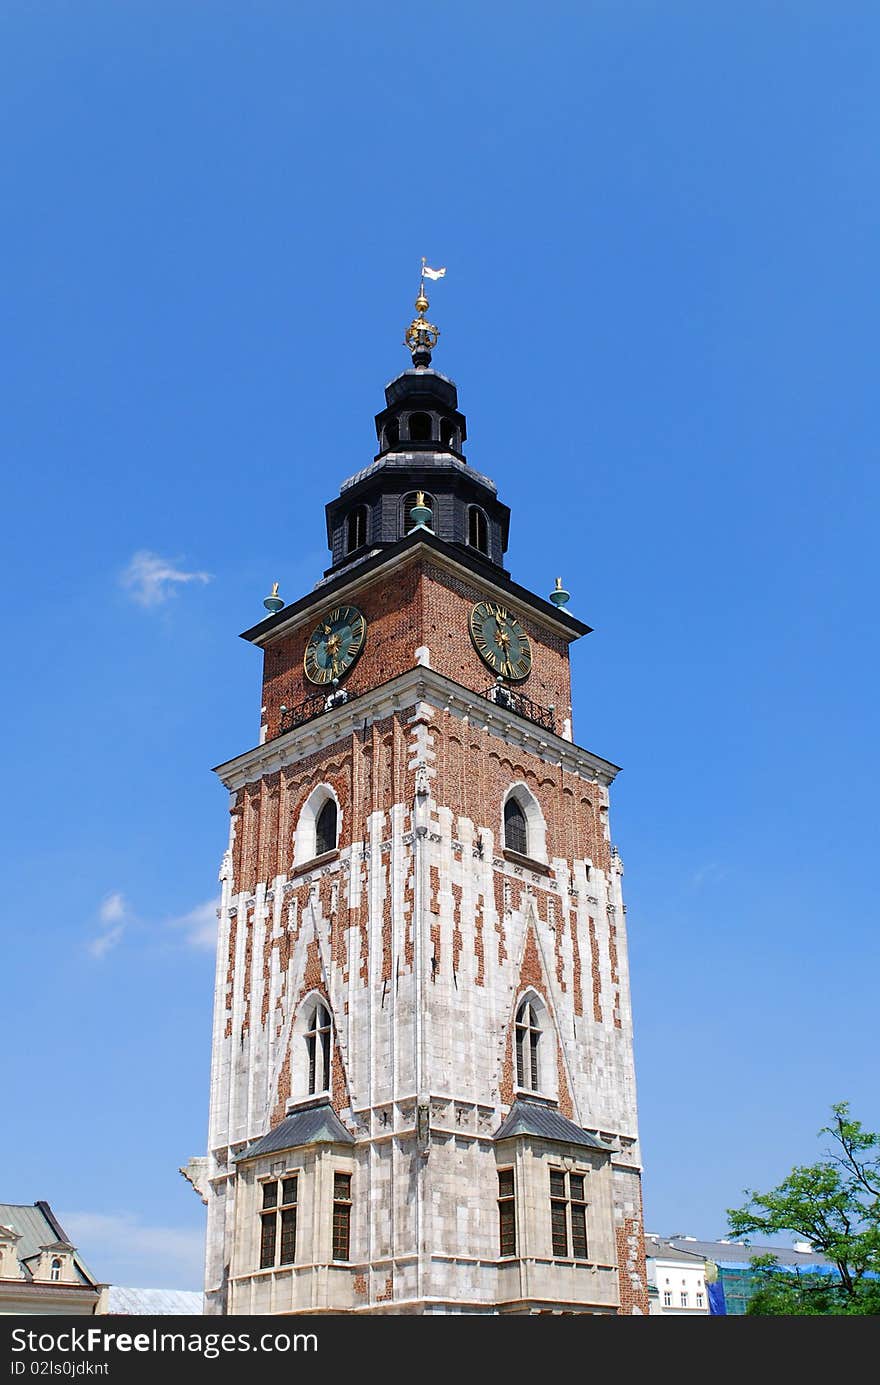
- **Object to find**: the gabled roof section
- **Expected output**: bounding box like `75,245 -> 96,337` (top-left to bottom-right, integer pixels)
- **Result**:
0,1202 -> 99,1285
494,1099 -> 617,1151
235,1099 -> 354,1161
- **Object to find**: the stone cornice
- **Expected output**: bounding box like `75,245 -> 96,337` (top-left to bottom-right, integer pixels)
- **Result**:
213,665 -> 621,791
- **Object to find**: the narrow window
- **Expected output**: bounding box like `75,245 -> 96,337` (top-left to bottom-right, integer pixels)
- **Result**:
50,1258 -> 62,1282
549,1168 -> 589,1259
515,1000 -> 540,1090
504,797 -> 528,856
345,506 -> 367,554
696,1292 -> 704,1308
681,1292 -> 689,1307
332,1172 -> 352,1260
279,1177 -> 298,1266
384,417 -> 399,448
440,417 -> 456,448
314,799 -> 338,856
260,1177 -> 297,1269
260,1181 -> 278,1268
408,411 -> 432,441
468,506 -> 489,553
306,1002 -> 332,1094
663,1290 -> 672,1307
498,1168 -> 516,1256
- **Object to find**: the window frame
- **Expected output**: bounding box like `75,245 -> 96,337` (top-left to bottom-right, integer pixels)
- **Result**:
497,1166 -> 516,1258
305,1001 -> 332,1096
259,1173 -> 299,1270
332,1170 -> 352,1262
548,1166 -> 589,1261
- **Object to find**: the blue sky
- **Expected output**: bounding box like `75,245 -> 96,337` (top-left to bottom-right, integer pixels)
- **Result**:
2,3 -> 877,1289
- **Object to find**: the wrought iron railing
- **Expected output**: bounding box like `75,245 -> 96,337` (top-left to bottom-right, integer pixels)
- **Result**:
482,684 -> 556,733
278,685 -> 362,736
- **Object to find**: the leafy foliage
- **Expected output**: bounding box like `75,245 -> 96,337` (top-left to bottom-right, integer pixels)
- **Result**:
727,1103 -> 880,1314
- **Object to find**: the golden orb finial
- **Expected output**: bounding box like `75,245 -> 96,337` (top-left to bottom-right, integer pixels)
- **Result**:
404,257 -> 445,364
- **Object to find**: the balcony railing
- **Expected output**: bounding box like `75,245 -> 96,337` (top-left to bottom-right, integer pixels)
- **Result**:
278,685 -> 362,736
482,683 -> 556,733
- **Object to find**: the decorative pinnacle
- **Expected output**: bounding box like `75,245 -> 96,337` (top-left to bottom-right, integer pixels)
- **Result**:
263,581 -> 285,615
404,257 -> 445,366
549,576 -> 570,609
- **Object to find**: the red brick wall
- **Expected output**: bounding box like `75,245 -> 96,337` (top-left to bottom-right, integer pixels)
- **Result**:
258,556 -> 575,740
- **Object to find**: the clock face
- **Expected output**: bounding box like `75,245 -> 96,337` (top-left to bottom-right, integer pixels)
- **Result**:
469,600 -> 532,681
304,605 -> 367,685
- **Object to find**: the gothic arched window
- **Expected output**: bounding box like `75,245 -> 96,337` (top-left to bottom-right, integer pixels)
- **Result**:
515,1000 -> 541,1090
306,1001 -> 332,1095
504,796 -> 528,856
315,799 -> 338,857
468,506 -> 489,554
346,506 -> 367,554
408,412 -> 432,442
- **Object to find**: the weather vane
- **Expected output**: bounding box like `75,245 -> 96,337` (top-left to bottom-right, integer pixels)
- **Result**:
405,256 -> 446,364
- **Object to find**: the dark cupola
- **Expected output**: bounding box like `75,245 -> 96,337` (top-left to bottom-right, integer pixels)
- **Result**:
323,263 -> 510,580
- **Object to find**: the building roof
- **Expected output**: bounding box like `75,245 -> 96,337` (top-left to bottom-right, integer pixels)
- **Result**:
645,1236 -> 707,1264
494,1099 -> 616,1151
663,1236 -> 834,1269
235,1100 -> 354,1161
107,1286 -> 204,1315
0,1202 -> 99,1285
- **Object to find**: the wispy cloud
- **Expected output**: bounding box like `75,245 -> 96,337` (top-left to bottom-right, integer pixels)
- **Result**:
688,862 -> 728,892
87,892 -> 131,959
61,1210 -> 205,1291
166,897 -> 219,950
120,550 -> 212,608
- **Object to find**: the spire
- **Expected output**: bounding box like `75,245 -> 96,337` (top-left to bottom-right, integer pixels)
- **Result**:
404,257 -> 445,368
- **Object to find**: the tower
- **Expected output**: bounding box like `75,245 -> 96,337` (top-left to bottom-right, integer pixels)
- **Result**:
200,272 -> 648,1314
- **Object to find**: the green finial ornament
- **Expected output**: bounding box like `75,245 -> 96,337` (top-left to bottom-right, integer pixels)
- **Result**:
263,581 -> 284,615
549,576 -> 570,609
409,491 -> 433,531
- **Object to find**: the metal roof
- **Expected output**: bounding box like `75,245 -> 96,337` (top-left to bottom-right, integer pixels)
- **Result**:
645,1237 -> 709,1264
494,1100 -> 616,1151
0,1203 -> 98,1285
235,1101 -> 354,1161
665,1237 -> 833,1269
107,1286 -> 204,1315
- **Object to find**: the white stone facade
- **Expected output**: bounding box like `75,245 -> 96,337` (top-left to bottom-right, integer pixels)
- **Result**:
200,667 -> 647,1314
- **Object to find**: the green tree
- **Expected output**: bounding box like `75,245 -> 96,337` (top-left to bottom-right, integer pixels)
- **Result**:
727,1102 -> 880,1315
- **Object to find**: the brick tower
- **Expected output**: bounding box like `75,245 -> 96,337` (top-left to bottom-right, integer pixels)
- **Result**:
199,275 -> 648,1314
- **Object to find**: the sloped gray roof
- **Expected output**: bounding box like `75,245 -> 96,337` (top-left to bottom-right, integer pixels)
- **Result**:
0,1203 -> 98,1285
494,1100 -> 615,1151
665,1237 -> 833,1269
235,1101 -> 354,1161
108,1286 -> 204,1315
645,1237 -> 707,1263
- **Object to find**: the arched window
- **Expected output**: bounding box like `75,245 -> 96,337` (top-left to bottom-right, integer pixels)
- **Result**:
294,785 -> 341,866
345,506 -> 367,554
468,506 -> 489,554
408,412 -> 432,442
504,797 -> 528,856
50,1258 -> 62,1282
404,492 -> 434,533
515,1000 -> 541,1090
315,799 -> 338,857
384,418 -> 399,448
440,417 -> 456,449
305,1001 -> 332,1095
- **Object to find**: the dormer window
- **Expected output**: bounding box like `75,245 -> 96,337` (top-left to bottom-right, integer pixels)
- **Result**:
408,412 -> 432,442
468,506 -> 489,554
345,506 -> 368,554
50,1257 -> 62,1281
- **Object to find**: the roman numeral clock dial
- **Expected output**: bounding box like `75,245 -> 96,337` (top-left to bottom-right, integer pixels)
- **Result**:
303,604 -> 367,685
469,600 -> 532,681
